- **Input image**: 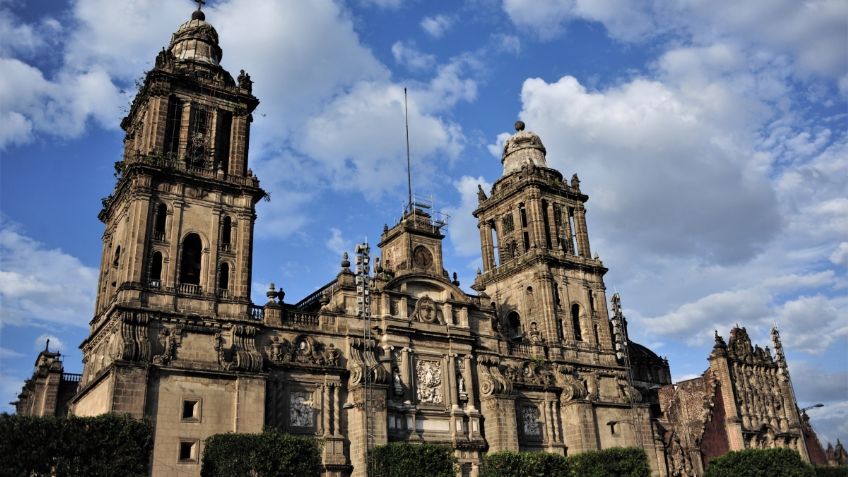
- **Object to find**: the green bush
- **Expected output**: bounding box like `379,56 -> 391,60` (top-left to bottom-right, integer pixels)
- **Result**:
480,447 -> 647,477
705,448 -> 815,477
372,442 -> 457,477
201,428 -> 321,477
479,450 -> 570,477
568,447 -> 650,477
0,413 -> 153,477
815,467 -> 848,477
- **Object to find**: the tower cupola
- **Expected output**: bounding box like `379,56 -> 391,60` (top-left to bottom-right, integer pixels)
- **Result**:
501,120 -> 548,175
169,9 -> 222,66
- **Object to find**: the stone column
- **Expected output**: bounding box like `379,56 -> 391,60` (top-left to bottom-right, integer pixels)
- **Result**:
481,395 -> 518,452
443,302 -> 454,326
168,200 -> 185,299
458,306 -> 469,328
400,348 -> 412,403
563,207 -> 575,255
448,355 -> 459,409
479,222 -> 495,272
229,114 -> 248,177
333,384 -> 341,435
560,401 -> 599,453
528,194 -> 546,252
548,203 -> 561,249
463,355 -> 476,411
575,204 -> 591,258
322,384 -> 331,436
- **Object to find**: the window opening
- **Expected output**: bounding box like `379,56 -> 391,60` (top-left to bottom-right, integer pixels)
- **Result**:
150,252 -> 163,288
154,204 -> 167,240
572,304 -> 583,341
179,234 -> 202,285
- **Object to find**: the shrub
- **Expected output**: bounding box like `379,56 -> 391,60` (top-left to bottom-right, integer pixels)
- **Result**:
372,442 -> 457,477
479,450 -> 569,477
568,447 -> 650,477
0,413 -> 153,477
704,448 -> 815,477
815,467 -> 848,477
201,428 -> 322,477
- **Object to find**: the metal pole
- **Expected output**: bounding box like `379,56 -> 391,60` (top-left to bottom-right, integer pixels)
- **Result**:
404,88 -> 412,212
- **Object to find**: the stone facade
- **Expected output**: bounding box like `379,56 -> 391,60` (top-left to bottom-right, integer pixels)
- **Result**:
12,344 -> 80,417
12,6 -> 833,477
656,327 -> 831,476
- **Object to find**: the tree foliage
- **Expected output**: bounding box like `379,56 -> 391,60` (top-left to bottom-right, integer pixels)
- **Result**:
704,448 -> 815,477
371,442 -> 457,477
479,447 -> 649,477
0,413 -> 153,477
200,428 -> 322,477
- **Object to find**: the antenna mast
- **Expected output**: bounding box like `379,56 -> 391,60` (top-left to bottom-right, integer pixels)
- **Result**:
404,88 -> 412,212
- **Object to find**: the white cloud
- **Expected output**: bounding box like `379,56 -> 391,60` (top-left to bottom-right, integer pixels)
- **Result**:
391,41 -> 436,71
0,347 -> 23,359
445,176 -> 493,257
494,34 -> 521,55
326,228 -> 351,257
420,14 -> 454,38
0,221 -> 97,328
502,0 -> 847,81
358,0 -> 403,9
34,334 -> 65,353
831,243 -> 848,267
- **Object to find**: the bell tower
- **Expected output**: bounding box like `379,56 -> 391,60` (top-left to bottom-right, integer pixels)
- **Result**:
473,121 -> 616,363
76,5 -> 265,418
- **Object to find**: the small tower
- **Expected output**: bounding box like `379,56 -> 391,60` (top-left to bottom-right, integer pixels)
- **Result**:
473,121 -> 614,361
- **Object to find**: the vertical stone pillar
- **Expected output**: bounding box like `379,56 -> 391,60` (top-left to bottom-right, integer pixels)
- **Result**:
151,95 -> 169,153
348,386 -> 388,477
458,306 -> 469,328
538,274 -> 559,344
448,355 -> 459,409
479,222 -> 495,272
168,200 -> 185,293
463,355 -> 476,411
206,210 -> 222,296
560,401 -> 599,453
443,302 -> 454,326
401,348 -> 412,403
178,102 -> 191,159
575,205 -> 591,258
546,202 -> 560,250
322,384 -> 331,436
710,355 -> 745,451
235,212 -> 253,299
399,297 -> 408,319
229,114 -> 248,177
480,395 -> 518,452
528,195 -> 546,251
563,207 -> 575,254
333,384 -> 341,435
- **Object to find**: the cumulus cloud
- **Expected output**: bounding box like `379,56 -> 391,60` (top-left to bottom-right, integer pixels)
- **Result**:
445,176 -> 493,258
392,41 -> 436,71
326,228 -> 351,257
420,14 -> 454,38
502,0 -> 847,80
0,221 -> 97,328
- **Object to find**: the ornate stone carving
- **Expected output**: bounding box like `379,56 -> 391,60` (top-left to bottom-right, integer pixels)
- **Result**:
215,325 -> 263,372
348,338 -> 388,386
477,356 -> 512,397
411,296 -> 442,324
152,325 -> 183,365
412,245 -> 432,269
521,405 -> 541,436
118,312 -> 150,362
324,343 -> 341,367
290,391 -> 314,428
555,365 -> 587,401
416,359 -> 443,405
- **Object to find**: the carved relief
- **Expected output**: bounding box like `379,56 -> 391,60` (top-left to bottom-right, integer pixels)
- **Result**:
521,405 -> 541,436
118,312 -> 150,362
411,296 -> 442,324
152,325 -> 183,365
215,325 -> 263,372
290,391 -> 314,428
416,359 -> 443,405
348,338 -> 388,386
412,245 -> 433,269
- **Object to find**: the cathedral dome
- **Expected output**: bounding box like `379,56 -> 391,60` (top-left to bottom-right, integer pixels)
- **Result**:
501,120 -> 547,175
168,10 -> 223,66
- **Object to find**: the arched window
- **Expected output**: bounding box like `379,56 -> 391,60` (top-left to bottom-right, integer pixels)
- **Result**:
179,234 -> 202,285
154,204 -> 167,240
150,252 -> 163,287
508,311 -> 522,342
113,246 -> 121,268
221,216 -> 232,250
218,262 -> 229,291
571,304 -> 583,341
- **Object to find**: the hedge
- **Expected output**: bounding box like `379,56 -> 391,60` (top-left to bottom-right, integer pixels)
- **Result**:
569,447 -> 651,477
0,413 -> 153,477
704,448 -> 815,477
815,467 -> 848,477
201,428 -> 322,477
372,442 -> 457,477
479,447 -> 649,477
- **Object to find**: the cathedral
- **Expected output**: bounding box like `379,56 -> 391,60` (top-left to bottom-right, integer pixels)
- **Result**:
12,6 -> 836,477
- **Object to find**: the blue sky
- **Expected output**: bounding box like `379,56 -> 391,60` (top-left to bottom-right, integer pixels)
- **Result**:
1,0 -> 846,445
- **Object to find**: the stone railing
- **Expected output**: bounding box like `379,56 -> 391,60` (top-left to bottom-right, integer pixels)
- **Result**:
285,311 -> 319,327
507,341 -> 534,356
62,373 -> 82,382
249,305 -> 264,321
124,153 -> 261,188
178,283 -> 202,295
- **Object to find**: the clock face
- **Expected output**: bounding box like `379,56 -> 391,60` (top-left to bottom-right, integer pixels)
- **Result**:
413,245 -> 432,268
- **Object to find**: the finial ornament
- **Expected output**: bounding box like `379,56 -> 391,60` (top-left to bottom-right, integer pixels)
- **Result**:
195,0 -> 206,10
514,120 -> 525,131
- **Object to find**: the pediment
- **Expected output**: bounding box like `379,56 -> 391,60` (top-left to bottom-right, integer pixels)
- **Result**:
383,273 -> 471,306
